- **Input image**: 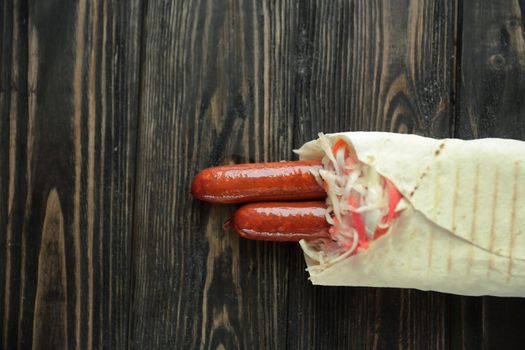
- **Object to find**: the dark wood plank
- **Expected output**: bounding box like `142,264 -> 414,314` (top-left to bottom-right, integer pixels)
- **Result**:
131,0 -> 299,348
107,1 -> 143,348
287,1 -> 458,349
1,1 -> 30,348
0,0 -> 11,345
458,1 -> 525,349
0,0 -> 11,235
458,0 -> 525,139
134,0 -> 461,349
449,296 -> 483,350
0,0 -> 141,348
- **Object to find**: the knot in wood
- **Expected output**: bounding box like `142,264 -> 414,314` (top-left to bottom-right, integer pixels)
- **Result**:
489,54 -> 506,70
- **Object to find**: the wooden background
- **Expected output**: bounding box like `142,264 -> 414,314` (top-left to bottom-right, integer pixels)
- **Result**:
2,0 -> 525,349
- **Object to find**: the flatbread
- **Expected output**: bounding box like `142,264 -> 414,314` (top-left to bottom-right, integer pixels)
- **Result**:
297,132 -> 525,297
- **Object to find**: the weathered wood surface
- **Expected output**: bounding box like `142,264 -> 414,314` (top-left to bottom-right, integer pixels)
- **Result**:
0,0 -> 141,348
1,0 -> 525,349
287,1 -> 457,349
456,1 -> 525,349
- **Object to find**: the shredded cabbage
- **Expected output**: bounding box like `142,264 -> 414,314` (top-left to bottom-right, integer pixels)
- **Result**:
300,133 -> 401,271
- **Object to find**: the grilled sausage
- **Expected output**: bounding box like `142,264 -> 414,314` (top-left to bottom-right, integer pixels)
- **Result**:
191,161 -> 325,203
230,201 -> 330,241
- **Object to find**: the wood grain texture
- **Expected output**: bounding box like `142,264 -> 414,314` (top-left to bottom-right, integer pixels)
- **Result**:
132,0 -> 461,349
0,0 -> 141,348
131,1 -> 296,348
287,1 -> 458,349
0,0 -> 11,345
1,0 -> 30,347
457,1 -> 525,349
3,0 -> 525,349
458,0 -> 525,139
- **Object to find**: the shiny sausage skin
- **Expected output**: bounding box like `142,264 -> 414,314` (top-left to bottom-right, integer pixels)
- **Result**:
231,201 -> 331,241
191,161 -> 325,203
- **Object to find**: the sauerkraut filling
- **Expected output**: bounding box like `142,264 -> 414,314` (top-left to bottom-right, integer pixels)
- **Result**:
299,134 -> 405,272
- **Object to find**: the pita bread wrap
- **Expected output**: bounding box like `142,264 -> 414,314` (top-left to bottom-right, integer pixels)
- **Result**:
295,132 -> 525,297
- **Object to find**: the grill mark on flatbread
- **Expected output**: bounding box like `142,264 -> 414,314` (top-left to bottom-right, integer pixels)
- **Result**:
467,163 -> 480,273
447,165 -> 460,272
428,162 -> 441,272
506,162 -> 519,283
434,142 -> 446,156
487,168 -> 500,277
